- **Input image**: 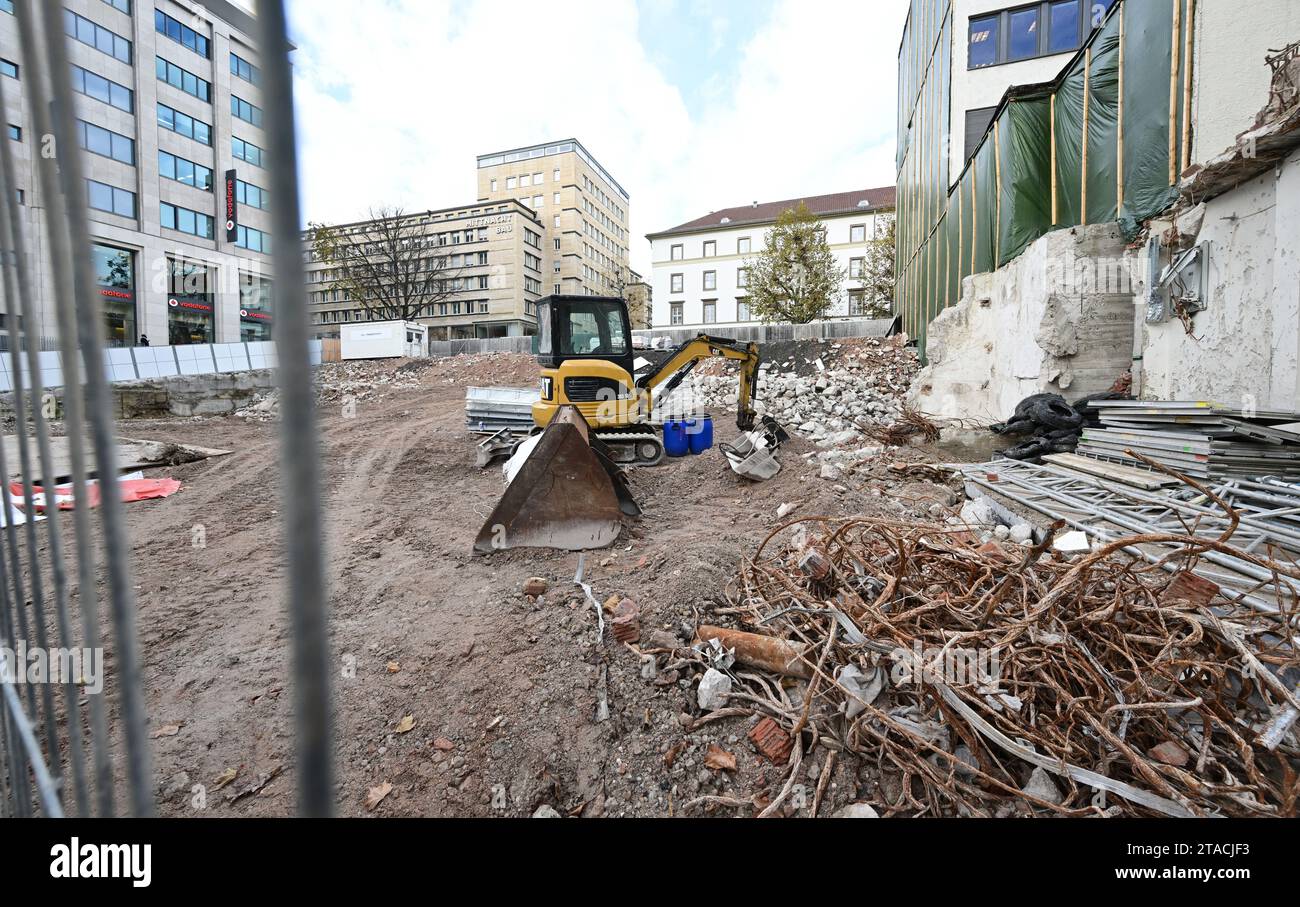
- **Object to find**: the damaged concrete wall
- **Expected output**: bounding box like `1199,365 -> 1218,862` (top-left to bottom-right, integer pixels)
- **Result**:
1190,0 -> 1300,166
1140,148 -> 1300,410
909,224 -> 1134,422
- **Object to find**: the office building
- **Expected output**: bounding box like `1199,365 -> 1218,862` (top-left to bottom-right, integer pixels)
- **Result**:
476,139 -> 632,300
304,200 -> 546,341
0,0 -> 274,348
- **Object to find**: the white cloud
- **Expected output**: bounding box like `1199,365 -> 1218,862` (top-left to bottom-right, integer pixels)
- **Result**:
288,0 -> 908,275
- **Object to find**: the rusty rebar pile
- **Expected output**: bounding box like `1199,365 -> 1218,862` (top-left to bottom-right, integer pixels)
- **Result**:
716,513 -> 1300,817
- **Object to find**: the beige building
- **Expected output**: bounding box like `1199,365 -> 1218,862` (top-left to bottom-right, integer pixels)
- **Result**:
475,139 -> 631,300
624,270 -> 651,330
304,200 -> 546,341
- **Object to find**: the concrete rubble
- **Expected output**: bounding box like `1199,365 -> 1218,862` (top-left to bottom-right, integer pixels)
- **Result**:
664,336 -> 919,449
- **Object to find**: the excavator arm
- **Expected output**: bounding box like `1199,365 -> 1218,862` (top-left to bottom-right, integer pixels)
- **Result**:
635,335 -> 762,431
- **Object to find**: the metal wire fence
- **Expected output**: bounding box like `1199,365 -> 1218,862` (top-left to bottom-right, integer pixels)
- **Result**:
0,0 -> 330,817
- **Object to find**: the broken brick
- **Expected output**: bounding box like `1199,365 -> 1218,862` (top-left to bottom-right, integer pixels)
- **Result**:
1159,571 -> 1220,608
522,577 -> 548,597
748,716 -> 793,765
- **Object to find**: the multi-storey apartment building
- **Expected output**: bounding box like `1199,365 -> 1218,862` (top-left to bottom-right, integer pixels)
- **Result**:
646,188 -> 896,329
0,0 -> 274,348
304,200 -> 546,341
475,139 -> 631,300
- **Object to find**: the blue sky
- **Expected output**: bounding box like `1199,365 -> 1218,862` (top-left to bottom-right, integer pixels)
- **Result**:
285,0 -> 908,274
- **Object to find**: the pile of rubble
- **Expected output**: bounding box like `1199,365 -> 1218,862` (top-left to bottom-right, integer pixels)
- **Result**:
314,358 -> 429,404
234,390 -> 280,421
673,504 -> 1300,817
670,337 -> 919,449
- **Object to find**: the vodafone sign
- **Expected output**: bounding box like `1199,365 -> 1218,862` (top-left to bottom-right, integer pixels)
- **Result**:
169,297 -> 213,313
224,169 -> 238,242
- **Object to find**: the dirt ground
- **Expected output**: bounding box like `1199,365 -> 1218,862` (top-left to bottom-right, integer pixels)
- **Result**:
57,355 -> 957,817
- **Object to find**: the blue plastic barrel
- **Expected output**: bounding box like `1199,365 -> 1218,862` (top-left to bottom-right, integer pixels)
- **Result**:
688,416 -> 714,454
663,421 -> 690,457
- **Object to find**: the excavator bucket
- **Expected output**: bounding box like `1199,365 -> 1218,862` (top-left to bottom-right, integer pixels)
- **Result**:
473,406 -> 634,554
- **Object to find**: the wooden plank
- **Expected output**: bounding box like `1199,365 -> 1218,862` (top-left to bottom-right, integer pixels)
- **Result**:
3,436 -> 232,481
1042,452 -> 1180,490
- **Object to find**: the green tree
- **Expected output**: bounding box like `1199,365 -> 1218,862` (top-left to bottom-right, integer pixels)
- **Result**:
858,213 -> 896,318
744,202 -> 845,324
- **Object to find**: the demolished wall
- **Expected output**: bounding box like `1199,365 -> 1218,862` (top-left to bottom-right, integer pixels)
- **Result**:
908,223 -> 1134,422
1140,149 -> 1300,411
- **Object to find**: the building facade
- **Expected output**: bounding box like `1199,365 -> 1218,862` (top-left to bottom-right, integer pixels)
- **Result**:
304,200 -> 546,341
1,0 -> 274,349
645,188 -> 896,330
624,269 -> 651,330
475,139 -> 631,300
900,0 -> 1300,417
895,0 -> 1121,347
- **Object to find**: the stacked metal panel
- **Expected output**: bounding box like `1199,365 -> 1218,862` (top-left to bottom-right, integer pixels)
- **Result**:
465,386 -> 539,434
1076,401 -> 1300,479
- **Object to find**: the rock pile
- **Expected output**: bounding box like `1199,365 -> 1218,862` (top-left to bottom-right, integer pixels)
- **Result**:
661,337 -> 920,449
314,358 -> 427,404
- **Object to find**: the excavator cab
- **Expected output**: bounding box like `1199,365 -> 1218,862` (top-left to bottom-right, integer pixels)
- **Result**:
533,296 -> 641,432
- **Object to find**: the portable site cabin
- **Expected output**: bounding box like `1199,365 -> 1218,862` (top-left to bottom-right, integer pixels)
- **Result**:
340,321 -> 427,360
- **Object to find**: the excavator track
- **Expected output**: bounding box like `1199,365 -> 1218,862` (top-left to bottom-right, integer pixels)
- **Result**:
593,426 -> 664,467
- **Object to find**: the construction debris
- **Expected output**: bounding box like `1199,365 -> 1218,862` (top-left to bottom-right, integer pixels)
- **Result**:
702,495 -> 1300,817
989,393 -> 1089,460
465,386 -> 538,434
666,337 -> 919,446
1077,400 -> 1300,479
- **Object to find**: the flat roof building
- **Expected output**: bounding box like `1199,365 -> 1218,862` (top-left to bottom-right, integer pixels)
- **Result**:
476,139 -> 631,301
305,200 -> 546,341
1,0 -> 275,349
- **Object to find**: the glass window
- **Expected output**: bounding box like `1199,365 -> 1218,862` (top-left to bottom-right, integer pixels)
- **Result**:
1007,6 -> 1041,61
65,10 -> 132,64
605,308 -> 626,354
969,15 -> 999,68
737,237 -> 750,254
850,224 -> 866,243
157,10 -> 210,58
737,299 -> 750,321
670,244 -> 683,261
670,274 -> 683,293
1048,0 -> 1081,53
670,303 -> 683,326
703,240 -> 716,257
1,58 -> 16,79
86,179 -> 135,218
703,271 -> 716,291
702,301 -> 716,324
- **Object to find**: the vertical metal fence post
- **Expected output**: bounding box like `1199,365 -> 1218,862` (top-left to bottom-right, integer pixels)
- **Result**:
29,0 -> 153,816
257,0 -> 334,816
0,65 -> 90,818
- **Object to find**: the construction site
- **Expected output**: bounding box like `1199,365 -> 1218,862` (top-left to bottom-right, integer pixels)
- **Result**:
4,316 -> 1287,821
0,2 -> 1297,874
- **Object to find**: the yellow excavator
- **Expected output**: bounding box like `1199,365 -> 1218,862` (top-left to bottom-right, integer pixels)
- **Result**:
473,294 -> 787,554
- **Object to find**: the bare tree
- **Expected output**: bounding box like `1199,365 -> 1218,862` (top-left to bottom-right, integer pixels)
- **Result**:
307,206 -> 464,322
